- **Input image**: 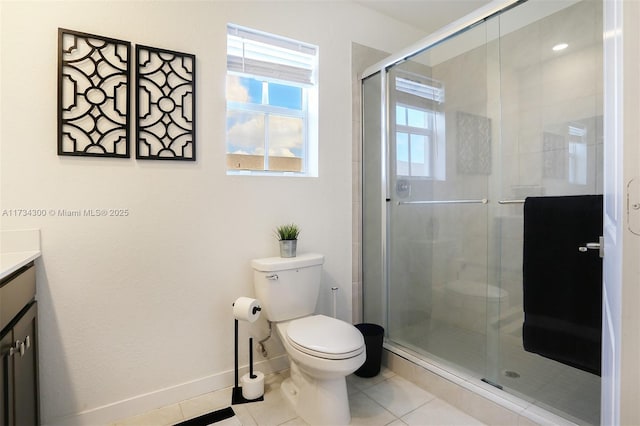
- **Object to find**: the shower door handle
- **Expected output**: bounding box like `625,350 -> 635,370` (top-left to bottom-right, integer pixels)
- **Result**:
578,236 -> 604,258
578,242 -> 600,252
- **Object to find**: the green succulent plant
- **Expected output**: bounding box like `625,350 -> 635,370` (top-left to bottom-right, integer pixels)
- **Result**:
275,223 -> 300,240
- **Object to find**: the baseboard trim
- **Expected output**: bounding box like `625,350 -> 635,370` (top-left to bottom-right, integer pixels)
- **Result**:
44,355 -> 289,425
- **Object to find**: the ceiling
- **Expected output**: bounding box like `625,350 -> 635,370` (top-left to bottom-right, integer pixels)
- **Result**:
354,0 -> 493,34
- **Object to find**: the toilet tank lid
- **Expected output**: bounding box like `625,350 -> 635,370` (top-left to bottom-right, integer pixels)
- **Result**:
251,253 -> 324,272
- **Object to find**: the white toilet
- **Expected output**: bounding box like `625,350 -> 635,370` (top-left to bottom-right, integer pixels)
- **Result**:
251,253 -> 365,426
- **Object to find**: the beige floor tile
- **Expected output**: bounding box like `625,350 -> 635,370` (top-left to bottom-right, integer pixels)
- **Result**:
244,379 -> 298,426
217,416 -> 243,426
232,405 -> 257,426
402,398 -> 486,426
347,379 -> 361,396
386,420 -> 409,426
112,403 -> 183,426
363,375 -> 436,417
278,417 -> 310,425
347,367 -> 396,391
113,370 -> 484,426
180,388 -> 232,420
348,392 -> 397,426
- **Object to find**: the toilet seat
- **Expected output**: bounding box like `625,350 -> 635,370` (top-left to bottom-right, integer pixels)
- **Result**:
286,315 -> 365,360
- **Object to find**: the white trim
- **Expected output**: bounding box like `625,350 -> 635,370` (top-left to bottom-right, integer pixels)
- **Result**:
43,355 -> 289,425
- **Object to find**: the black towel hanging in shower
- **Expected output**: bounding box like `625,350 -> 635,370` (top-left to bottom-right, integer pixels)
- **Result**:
522,195 -> 603,376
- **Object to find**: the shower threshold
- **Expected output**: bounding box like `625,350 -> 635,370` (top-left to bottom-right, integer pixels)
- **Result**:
383,343 -> 586,426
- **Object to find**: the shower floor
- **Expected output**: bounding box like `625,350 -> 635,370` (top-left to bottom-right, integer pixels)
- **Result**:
389,316 -> 600,425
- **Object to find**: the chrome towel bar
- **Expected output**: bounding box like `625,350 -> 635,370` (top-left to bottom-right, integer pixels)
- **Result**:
398,198 -> 488,205
397,198 -> 528,206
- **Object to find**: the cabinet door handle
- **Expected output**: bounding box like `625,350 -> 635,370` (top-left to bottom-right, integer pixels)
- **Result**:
25,335 -> 31,350
14,340 -> 24,357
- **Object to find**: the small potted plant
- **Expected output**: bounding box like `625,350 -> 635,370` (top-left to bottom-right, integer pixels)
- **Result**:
275,223 -> 300,258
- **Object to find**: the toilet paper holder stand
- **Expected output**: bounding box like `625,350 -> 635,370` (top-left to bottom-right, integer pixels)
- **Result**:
232,307 -> 265,405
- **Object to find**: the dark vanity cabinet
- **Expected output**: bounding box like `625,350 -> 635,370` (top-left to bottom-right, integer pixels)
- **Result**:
0,263 -> 39,425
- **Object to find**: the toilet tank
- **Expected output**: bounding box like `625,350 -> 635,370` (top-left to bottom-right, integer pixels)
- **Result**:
251,253 -> 324,322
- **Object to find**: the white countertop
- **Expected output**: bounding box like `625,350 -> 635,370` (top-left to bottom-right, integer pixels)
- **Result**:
0,229 -> 41,280
0,251 -> 41,280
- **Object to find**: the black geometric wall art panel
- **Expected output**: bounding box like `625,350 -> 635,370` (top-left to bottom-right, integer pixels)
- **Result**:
136,45 -> 196,161
58,28 -> 131,157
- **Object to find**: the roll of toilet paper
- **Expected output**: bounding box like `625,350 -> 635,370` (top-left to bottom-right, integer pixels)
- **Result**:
241,371 -> 265,400
233,297 -> 261,323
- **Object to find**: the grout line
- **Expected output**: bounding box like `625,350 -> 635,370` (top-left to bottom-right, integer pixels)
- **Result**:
398,398 -> 432,423
177,403 -> 186,423
359,389 -> 400,424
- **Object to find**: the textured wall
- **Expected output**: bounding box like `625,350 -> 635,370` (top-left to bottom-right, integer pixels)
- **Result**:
0,1 -> 424,423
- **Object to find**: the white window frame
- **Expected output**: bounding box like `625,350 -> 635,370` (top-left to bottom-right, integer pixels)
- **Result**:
393,72 -> 445,180
226,24 -> 319,177
568,123 -> 588,185
395,103 -> 436,178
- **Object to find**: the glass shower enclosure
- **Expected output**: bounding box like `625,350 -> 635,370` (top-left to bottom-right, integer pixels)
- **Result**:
362,1 -> 602,424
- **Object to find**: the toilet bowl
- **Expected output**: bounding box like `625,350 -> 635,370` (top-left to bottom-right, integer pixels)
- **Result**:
278,315 -> 365,374
251,254 -> 366,425
276,315 -> 365,425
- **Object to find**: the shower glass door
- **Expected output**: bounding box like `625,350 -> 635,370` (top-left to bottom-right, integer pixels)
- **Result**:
385,18 -> 501,378
362,1 -> 603,424
493,1 -> 602,423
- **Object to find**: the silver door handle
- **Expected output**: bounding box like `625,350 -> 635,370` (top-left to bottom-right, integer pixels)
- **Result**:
578,236 -> 604,258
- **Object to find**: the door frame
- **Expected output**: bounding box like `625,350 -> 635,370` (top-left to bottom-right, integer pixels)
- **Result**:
602,1 -> 640,425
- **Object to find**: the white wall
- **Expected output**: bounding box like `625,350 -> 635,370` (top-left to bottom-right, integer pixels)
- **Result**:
0,1 -> 424,423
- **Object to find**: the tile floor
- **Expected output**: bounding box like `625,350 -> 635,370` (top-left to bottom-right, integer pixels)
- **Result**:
112,368 -> 486,426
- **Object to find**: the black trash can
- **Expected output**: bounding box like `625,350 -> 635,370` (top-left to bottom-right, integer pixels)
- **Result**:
354,323 -> 384,377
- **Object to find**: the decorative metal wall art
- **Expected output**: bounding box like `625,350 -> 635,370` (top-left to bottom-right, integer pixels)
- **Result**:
456,111 -> 491,175
58,28 -> 131,157
543,132 -> 566,178
136,45 -> 196,160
